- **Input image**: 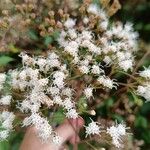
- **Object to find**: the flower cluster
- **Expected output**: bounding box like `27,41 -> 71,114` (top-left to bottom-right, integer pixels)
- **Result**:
107,122 -> 129,148
0,111 -> 15,140
85,119 -> 129,148
137,66 -> 150,102
0,1 -> 148,149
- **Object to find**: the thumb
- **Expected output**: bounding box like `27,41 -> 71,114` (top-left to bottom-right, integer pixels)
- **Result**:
55,117 -> 84,145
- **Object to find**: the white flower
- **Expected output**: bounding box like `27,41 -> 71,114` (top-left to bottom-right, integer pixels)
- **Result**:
23,113 -> 52,142
97,76 -> 118,89
119,59 -> 133,72
103,56 -> 112,65
64,18 -> 76,28
53,71 -> 66,89
139,66 -> 150,79
0,130 -> 9,140
81,30 -> 93,41
36,58 -> 47,70
63,98 -> 74,110
78,65 -> 89,74
87,4 -> 100,15
0,95 -> 12,105
0,73 -> 6,90
83,17 -> 89,24
0,73 -> 6,84
0,111 -> 15,140
61,87 -> 73,97
19,52 -> 35,66
84,87 -> 93,98
68,29 -> 77,39
38,78 -> 49,87
47,54 -> 61,68
137,85 -> 150,102
88,43 -> 101,55
19,70 -> 27,80
53,96 -> 63,105
64,41 -> 79,57
47,86 -> 60,96
91,65 -> 104,75
85,119 -> 101,137
99,20 -> 108,30
107,122 -> 129,148
65,109 -> 78,119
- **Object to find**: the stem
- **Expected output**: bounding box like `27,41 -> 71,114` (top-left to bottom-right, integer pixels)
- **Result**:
85,141 -> 98,150
117,70 -> 142,84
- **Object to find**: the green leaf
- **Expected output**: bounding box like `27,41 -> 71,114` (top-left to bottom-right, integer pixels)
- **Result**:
52,110 -> 65,124
44,36 -> 53,47
52,30 -> 60,40
129,91 -> 143,106
105,98 -> 114,108
111,114 -> 124,122
28,29 -> 38,41
8,44 -> 20,53
135,116 -> 148,128
0,141 -> 10,150
0,56 -> 14,66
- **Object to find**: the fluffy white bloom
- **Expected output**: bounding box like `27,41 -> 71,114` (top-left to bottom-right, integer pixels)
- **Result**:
53,71 -> 66,89
65,109 -> 78,119
139,66 -> 150,79
78,65 -> 89,74
119,59 -> 134,72
53,71 -> 66,79
19,70 -> 27,80
103,56 -> 112,65
47,86 -> 60,96
61,87 -> 73,97
91,65 -> 104,75
0,111 -> 15,140
23,113 -> 52,142
26,68 -> 39,80
0,73 -> 6,84
63,98 -> 74,110
81,30 -> 93,41
83,17 -> 89,24
64,18 -> 76,28
47,53 -> 61,68
107,122 -> 129,148
68,29 -> 77,39
36,58 -> 47,70
0,95 -> 12,105
84,87 -> 93,98
53,78 -> 65,89
97,76 -> 118,89
87,43 -> 101,55
19,52 -> 35,66
0,130 -> 9,141
53,96 -> 63,105
137,85 -> 150,102
64,41 -> 79,57
99,20 -> 108,30
0,73 -> 6,90
87,4 -> 100,15
85,119 -> 101,137
38,78 -> 49,87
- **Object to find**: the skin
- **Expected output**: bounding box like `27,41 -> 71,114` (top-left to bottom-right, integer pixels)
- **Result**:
20,117 -> 84,150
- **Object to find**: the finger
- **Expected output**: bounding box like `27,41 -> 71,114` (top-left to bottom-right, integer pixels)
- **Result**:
55,117 -> 84,144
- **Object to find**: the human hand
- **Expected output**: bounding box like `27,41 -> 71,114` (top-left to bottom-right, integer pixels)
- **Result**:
20,117 -> 84,150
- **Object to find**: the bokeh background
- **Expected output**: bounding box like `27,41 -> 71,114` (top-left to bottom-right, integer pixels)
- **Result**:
0,0 -> 149,149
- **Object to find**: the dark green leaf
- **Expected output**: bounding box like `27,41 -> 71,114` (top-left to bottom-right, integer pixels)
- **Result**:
0,56 -> 14,66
